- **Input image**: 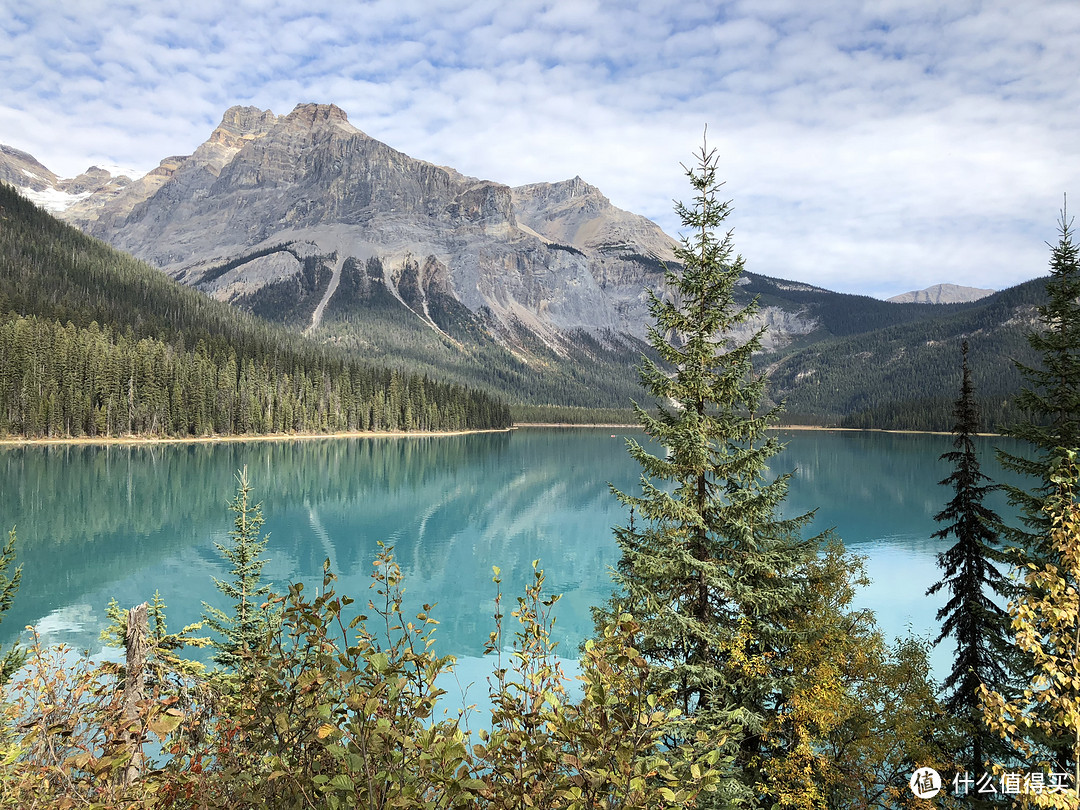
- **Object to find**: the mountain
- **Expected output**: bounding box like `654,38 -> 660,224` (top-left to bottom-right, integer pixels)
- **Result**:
1,104 -> 1053,428
887,283 -> 996,304
5,104 -> 694,406
60,104 -> 670,345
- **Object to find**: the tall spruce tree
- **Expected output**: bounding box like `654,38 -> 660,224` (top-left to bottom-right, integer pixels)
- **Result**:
995,208 -> 1080,778
926,340 -> 1015,778
202,466 -> 277,673
999,208 -> 1080,556
600,140 -> 823,803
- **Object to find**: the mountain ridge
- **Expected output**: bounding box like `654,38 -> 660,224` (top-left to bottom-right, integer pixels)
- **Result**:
0,103 -> 1051,427
52,103 -> 670,354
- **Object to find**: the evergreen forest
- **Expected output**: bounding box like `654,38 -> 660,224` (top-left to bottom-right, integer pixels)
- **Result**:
0,183 -> 511,437
0,177 -> 1054,433
262,246 -> 1051,431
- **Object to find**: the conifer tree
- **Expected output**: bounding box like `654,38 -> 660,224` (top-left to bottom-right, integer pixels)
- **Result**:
926,341 -> 1015,777
600,139 -> 822,802
993,206 -> 1080,787
202,467 -> 277,673
999,208 -> 1080,556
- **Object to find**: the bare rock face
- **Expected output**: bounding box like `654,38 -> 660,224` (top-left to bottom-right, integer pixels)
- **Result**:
40,103 -> 680,348
6,102 -> 816,360
63,157 -> 180,232
58,166 -> 125,194
512,176 -> 675,261
188,105 -> 279,176
0,145 -> 57,190
887,283 -> 996,304
199,249 -> 305,303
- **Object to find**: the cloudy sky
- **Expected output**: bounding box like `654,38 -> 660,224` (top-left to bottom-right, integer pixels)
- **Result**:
3,0 -> 1078,298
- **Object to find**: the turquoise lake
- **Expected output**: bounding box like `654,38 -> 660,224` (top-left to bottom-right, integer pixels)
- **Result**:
0,427 -> 1028,682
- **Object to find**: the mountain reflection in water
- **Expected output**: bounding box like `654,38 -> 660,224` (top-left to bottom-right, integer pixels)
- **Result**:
0,428 -> 1026,682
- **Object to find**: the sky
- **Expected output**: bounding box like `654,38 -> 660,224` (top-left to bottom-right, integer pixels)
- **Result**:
3,0 -> 1078,299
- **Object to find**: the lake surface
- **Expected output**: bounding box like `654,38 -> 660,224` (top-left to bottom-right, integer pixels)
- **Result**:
0,428 -> 1027,681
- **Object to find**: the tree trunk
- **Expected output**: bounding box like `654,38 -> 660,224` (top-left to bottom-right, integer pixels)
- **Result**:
122,602 -> 149,787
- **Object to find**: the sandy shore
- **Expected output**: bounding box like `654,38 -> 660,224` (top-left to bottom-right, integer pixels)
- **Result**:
0,427 -> 515,447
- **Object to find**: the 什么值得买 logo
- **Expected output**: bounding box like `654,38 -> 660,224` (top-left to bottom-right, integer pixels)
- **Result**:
909,767 -> 942,799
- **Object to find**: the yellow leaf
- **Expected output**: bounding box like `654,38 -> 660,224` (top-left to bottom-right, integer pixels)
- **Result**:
148,711 -> 183,739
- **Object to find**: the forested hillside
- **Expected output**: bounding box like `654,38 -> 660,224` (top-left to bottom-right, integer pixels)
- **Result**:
315,264 -> 1041,426
0,176 -> 1051,434
4,106 -> 1054,429
768,278 -> 1047,430
0,184 -> 511,437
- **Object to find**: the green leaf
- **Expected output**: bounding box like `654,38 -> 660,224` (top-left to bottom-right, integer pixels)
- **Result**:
328,774 -> 356,791
369,651 -> 390,673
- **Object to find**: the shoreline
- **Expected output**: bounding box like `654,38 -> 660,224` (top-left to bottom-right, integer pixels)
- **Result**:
514,423 -> 639,428
0,423 -> 1002,446
0,427 -> 514,448
516,422 -> 999,437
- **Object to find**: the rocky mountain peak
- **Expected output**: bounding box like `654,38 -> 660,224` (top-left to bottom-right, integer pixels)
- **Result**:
208,105 -> 278,149
62,166 -> 132,194
511,176 -> 674,262
516,176 -> 608,208
565,175 -> 598,195
887,283 -> 996,304
184,106 -> 280,179
6,102 -> 692,353
284,103 -> 358,133
0,145 -> 57,191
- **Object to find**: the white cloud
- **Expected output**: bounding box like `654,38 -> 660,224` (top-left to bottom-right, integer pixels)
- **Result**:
1,0 -> 1077,297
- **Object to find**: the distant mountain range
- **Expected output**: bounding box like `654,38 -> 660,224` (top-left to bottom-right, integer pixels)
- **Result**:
0,103 -> 1049,429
